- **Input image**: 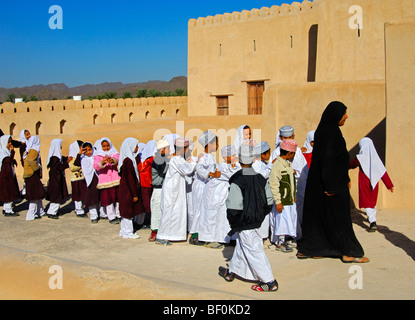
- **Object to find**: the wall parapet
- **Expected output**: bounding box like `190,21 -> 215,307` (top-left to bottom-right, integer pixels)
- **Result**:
188,0 -> 314,28
0,96 -> 188,114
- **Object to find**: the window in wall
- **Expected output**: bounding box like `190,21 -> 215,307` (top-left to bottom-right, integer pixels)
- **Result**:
60,120 -> 66,134
247,82 -> 264,115
216,96 -> 229,116
35,121 -> 42,135
10,123 -> 16,135
307,24 -> 318,82
93,114 -> 98,125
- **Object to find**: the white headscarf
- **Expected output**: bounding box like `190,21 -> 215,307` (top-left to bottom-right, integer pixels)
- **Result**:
234,125 -> 247,152
303,130 -> 315,154
20,129 -> 29,143
141,140 -> 157,162
0,135 -> 11,170
95,137 -> 118,157
69,141 -> 81,158
163,134 -> 179,155
357,137 -> 387,189
47,139 -> 63,167
119,138 -> 139,180
24,136 -> 41,160
80,142 -> 97,187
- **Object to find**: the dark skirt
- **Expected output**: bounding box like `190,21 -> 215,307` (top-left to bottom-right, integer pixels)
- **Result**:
141,186 -> 153,213
100,186 -> 118,207
71,179 -> 87,202
84,175 -> 100,207
0,158 -> 20,203
25,171 -> 46,201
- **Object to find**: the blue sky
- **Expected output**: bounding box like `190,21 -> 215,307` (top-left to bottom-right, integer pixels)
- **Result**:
0,0 -> 288,88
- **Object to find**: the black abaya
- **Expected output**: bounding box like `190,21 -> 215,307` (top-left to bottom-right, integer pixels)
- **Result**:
297,101 -> 365,258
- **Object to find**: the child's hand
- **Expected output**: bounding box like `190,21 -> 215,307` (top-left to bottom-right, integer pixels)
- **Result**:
389,187 -> 394,193
210,170 -> 221,178
133,196 -> 139,203
276,203 -> 284,213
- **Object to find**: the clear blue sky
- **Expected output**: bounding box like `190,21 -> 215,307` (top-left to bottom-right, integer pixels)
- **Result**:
0,0 -> 288,88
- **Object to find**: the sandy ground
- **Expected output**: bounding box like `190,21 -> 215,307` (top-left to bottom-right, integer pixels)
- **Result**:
1,191 -> 414,301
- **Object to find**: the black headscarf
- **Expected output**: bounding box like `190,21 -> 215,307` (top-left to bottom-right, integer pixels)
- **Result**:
312,101 -> 347,162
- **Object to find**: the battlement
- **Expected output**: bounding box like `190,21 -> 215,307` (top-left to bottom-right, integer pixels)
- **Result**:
0,96 -> 187,114
188,0 -> 314,28
0,96 -> 188,137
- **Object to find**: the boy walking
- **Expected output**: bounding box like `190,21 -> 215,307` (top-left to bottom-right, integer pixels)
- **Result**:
218,145 -> 278,292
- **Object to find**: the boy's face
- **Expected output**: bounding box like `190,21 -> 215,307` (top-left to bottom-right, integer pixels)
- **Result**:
101,141 -> 110,152
24,130 -> 31,140
243,128 -> 251,140
207,138 -> 218,153
280,134 -> 295,141
287,151 -> 296,161
261,150 -> 271,161
85,146 -> 93,157
161,146 -> 170,156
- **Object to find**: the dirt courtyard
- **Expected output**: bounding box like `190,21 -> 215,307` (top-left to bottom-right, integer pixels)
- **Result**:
0,194 -> 414,301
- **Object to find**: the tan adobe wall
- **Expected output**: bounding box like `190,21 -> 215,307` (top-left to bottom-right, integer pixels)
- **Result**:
0,96 -> 187,136
385,15 -> 415,210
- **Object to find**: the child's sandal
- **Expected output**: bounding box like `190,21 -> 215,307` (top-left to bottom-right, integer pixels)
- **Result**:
251,280 -> 279,292
218,266 -> 235,282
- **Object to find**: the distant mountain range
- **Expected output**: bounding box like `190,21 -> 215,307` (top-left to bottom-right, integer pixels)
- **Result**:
0,76 -> 187,102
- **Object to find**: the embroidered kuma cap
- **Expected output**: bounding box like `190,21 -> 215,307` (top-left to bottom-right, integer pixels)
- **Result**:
280,139 -> 298,153
279,125 -> 294,137
221,145 -> 237,159
156,139 -> 170,150
175,137 -> 190,147
239,144 -> 255,165
254,141 -> 270,155
198,130 -> 217,147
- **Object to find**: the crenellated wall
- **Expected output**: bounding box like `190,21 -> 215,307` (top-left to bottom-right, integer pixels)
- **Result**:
188,1 -> 313,28
0,96 -> 187,137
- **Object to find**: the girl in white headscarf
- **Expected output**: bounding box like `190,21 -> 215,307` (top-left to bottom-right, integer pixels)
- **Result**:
0,135 -> 20,216
234,125 -> 253,153
137,140 -> 157,227
302,130 -> 315,169
93,137 -> 121,224
45,139 -> 69,219
79,142 -> 101,223
18,129 -> 31,167
23,135 -> 46,221
118,138 -> 144,239
68,140 -> 88,217
349,137 -> 394,232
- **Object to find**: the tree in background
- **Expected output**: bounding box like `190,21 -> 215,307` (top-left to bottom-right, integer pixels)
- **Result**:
122,91 -> 133,99
136,89 -> 148,98
7,93 -> 15,102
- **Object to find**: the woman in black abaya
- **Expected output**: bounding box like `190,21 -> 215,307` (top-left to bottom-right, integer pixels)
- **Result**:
297,101 -> 369,263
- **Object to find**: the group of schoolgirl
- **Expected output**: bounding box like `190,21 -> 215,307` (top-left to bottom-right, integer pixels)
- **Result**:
0,131 -> 158,239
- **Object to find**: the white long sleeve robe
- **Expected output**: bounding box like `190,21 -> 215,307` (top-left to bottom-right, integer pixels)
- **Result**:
157,156 -> 196,241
